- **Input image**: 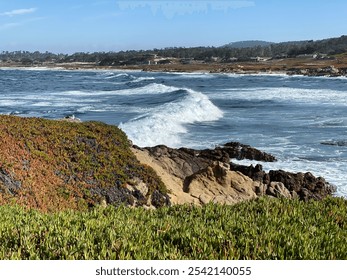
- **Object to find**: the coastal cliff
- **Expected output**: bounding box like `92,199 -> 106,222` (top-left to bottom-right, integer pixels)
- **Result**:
0,115 -> 336,211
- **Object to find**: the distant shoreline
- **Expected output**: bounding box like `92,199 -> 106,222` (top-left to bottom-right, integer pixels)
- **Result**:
1,57 -> 347,77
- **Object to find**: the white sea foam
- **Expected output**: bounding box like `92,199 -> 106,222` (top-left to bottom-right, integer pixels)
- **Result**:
174,73 -> 214,79
113,83 -> 180,96
103,73 -> 130,79
58,90 -> 108,97
130,76 -> 156,83
31,102 -> 53,107
120,88 -> 223,147
210,87 -> 347,105
0,67 -> 65,71
0,100 -> 28,106
49,84 -> 178,97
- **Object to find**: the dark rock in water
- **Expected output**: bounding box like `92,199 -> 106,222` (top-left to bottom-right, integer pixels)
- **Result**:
287,66 -> 342,77
138,142 -> 276,180
222,142 -> 276,162
267,170 -> 336,201
230,162 -> 336,201
230,162 -> 270,183
321,140 -> 347,147
0,168 -> 22,195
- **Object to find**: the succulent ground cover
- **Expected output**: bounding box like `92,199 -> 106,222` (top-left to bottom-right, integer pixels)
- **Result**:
0,197 -> 346,260
0,115 -> 167,211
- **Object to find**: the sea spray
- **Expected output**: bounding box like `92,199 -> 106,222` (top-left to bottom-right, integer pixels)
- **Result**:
119,88 -> 223,147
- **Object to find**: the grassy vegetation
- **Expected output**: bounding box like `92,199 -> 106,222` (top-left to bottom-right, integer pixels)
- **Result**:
0,197 -> 346,260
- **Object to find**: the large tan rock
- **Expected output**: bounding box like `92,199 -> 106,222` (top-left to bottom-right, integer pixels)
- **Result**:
132,146 -> 260,206
184,162 -> 257,205
131,147 -> 200,205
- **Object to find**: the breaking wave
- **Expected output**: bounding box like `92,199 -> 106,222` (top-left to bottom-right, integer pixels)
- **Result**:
119,87 -> 223,147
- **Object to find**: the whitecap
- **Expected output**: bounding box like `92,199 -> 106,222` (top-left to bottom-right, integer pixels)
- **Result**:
119,88 -> 223,147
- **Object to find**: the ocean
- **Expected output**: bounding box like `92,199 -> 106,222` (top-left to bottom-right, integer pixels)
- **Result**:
1,67 -> 347,197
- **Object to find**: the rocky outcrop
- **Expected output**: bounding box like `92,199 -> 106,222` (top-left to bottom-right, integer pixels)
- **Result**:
136,141 -> 276,181
287,66 -> 346,77
230,162 -> 336,201
321,140 -> 347,147
132,143 -> 335,206
268,170 -> 336,201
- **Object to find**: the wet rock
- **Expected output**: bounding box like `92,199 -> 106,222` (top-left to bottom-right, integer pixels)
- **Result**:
233,166 -> 336,201
230,162 -> 269,183
321,140 -> 347,147
222,142 -> 276,162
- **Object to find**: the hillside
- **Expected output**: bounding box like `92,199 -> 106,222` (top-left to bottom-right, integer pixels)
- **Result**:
0,115 -> 168,212
222,40 -> 274,48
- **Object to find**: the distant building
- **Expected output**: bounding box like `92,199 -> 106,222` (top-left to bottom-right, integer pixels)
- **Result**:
148,56 -> 173,65
250,57 -> 272,62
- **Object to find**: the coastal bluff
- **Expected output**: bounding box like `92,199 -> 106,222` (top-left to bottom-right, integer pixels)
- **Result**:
0,115 -> 336,211
0,115 -> 169,211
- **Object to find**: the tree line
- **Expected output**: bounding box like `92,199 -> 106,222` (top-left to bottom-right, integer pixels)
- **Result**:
1,35 -> 346,66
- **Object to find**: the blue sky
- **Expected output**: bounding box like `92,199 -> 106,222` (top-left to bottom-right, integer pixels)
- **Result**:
0,0 -> 346,54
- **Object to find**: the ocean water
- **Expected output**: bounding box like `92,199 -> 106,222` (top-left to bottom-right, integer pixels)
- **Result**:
1,68 -> 347,197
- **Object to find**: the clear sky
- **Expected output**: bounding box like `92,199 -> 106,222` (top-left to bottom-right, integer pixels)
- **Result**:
1,0 -> 346,54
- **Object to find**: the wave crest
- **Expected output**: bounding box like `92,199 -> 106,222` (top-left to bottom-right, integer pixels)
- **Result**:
119,87 -> 223,147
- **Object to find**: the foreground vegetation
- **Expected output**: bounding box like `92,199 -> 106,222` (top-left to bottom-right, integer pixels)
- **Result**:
0,197 -> 346,260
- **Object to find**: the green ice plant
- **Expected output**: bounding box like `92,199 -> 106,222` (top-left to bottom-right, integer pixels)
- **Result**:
0,197 -> 346,260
